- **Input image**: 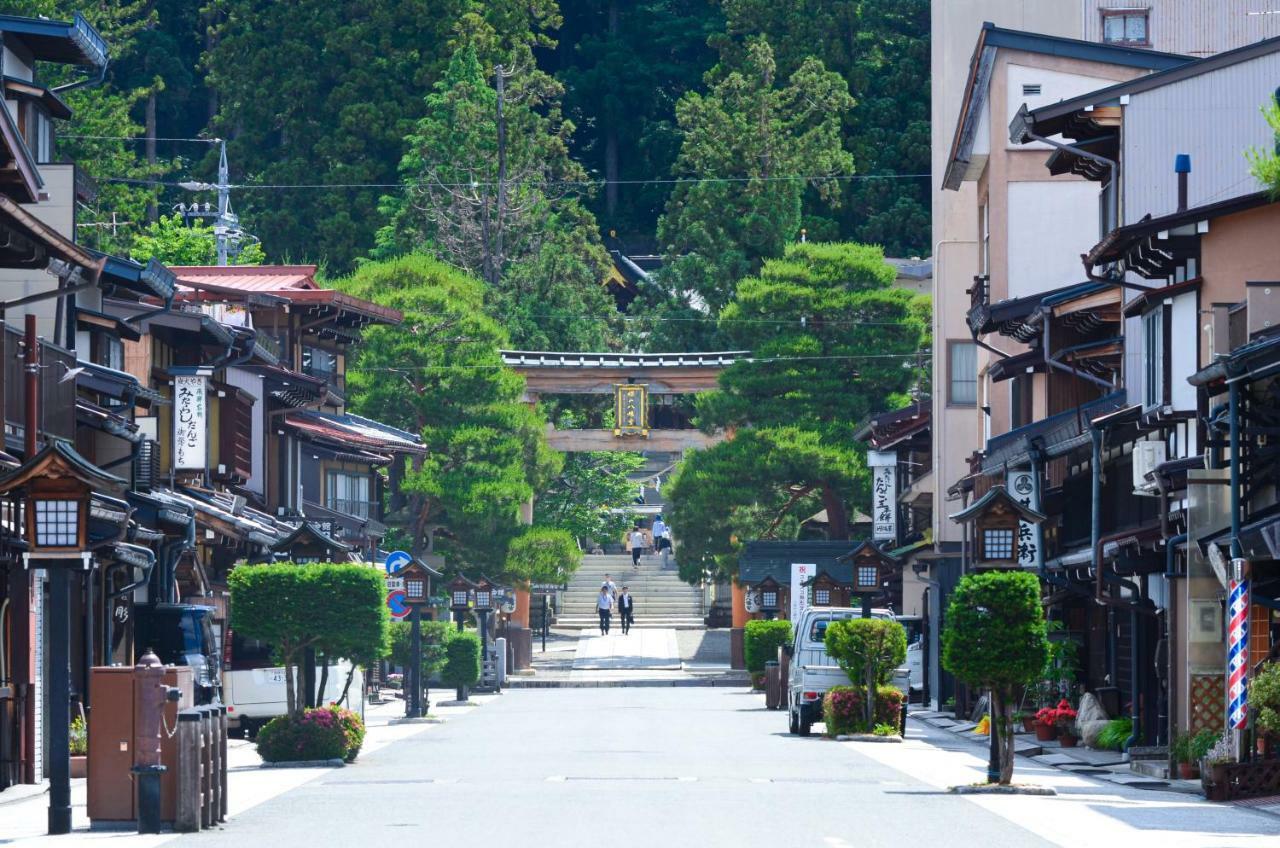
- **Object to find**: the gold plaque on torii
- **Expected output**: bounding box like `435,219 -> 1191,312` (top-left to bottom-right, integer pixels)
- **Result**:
614,384 -> 649,437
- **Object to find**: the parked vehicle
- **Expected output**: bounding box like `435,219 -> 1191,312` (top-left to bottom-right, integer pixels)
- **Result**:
221,629 -> 364,737
786,606 -> 894,736
896,615 -> 924,697
133,604 -> 221,705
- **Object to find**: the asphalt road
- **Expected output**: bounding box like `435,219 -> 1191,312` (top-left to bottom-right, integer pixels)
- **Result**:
169,688 -> 1055,848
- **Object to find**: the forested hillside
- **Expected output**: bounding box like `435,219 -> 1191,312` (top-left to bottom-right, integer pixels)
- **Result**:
10,0 -> 929,349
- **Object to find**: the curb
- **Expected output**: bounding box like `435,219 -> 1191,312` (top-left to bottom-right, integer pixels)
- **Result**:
506,677 -> 750,689
261,758 -> 345,769
835,734 -> 904,743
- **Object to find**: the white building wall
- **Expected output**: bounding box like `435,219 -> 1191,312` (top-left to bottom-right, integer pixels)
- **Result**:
1006,181 -> 1099,299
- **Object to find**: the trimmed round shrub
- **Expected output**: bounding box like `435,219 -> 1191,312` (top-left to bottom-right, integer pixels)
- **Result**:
744,619 -> 793,675
822,685 -> 905,736
256,708 -> 350,763
442,631 -> 482,689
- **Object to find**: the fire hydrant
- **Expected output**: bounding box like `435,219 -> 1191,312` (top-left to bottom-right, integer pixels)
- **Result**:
133,650 -> 176,833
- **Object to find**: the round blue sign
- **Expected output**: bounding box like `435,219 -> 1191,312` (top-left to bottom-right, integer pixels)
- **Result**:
384,550 -> 412,575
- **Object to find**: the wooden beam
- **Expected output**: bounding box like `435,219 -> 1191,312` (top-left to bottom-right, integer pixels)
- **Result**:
544,427 -> 727,452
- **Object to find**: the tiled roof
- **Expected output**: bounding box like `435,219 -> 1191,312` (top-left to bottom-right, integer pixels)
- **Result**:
738,540 -> 861,585
285,410 -> 424,455
173,265 -> 319,291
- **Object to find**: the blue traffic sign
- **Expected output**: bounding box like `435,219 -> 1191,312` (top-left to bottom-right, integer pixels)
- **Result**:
386,589 -> 410,619
384,550 -> 411,575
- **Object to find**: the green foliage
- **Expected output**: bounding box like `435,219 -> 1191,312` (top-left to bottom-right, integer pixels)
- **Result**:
1247,96 -> 1280,195
229,562 -> 389,715
717,0 -> 930,256
256,706 -> 362,763
505,526 -> 581,585
335,255 -> 560,568
1096,718 -> 1135,752
554,0 -> 723,238
205,0 -> 560,272
1252,661 -> 1280,736
442,631 -> 483,689
743,619 -> 792,674
822,685 -> 903,736
824,618 -> 908,687
664,243 -> 928,583
534,451 -> 644,545
375,41 -> 617,351
69,715 -> 87,756
389,619 -> 453,679
130,213 -> 265,266
653,39 -> 855,331
1171,731 -> 1191,763
1190,729 -> 1220,762
942,571 -> 1049,692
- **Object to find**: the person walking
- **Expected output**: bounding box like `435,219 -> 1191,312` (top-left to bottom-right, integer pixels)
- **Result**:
653,516 -> 669,550
618,586 -> 635,635
630,527 -> 646,567
597,585 -> 613,635
603,573 -> 617,601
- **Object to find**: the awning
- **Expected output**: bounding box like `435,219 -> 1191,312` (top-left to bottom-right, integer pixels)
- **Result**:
92,253 -> 178,302
285,410 -> 424,456
151,486 -> 295,549
981,390 -> 1127,475
77,360 -> 168,408
988,348 -> 1044,383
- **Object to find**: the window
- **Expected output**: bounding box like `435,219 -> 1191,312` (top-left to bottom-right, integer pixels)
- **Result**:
1011,374 -> 1033,429
1143,309 -> 1166,408
34,499 -> 78,547
814,589 -> 831,605
301,346 -> 339,387
857,565 -> 879,590
326,471 -> 372,519
761,590 -> 778,610
983,528 -> 1015,561
1102,9 -> 1149,46
949,341 -> 977,405
406,579 -> 425,600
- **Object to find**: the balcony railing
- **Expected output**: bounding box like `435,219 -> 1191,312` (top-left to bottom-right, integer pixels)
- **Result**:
328,498 -> 376,521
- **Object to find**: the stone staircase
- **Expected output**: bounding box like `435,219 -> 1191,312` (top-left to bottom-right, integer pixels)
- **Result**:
556,554 -> 704,630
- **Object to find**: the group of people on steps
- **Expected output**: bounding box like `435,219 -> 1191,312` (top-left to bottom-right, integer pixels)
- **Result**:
596,573 -> 634,635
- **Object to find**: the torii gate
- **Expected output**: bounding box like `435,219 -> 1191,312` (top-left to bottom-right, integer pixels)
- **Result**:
500,350 -> 745,451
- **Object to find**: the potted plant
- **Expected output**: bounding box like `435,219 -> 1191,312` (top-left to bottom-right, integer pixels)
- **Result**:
1052,700 -> 1078,746
69,715 -> 87,778
1013,710 -> 1035,733
1185,729 -> 1218,781
1200,733 -> 1233,801
1033,704 -> 1060,741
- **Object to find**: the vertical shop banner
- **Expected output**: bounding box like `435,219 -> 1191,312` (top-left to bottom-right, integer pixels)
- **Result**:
867,450 -> 897,542
1009,469 -> 1042,569
173,374 -> 208,470
791,562 -> 813,624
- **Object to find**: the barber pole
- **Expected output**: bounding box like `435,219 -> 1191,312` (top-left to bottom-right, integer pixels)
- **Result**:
1227,562 -> 1250,731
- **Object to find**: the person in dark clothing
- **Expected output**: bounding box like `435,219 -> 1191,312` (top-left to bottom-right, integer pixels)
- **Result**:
618,587 -> 635,635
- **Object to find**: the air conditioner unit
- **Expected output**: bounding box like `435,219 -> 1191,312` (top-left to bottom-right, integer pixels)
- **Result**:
1132,440 -> 1167,494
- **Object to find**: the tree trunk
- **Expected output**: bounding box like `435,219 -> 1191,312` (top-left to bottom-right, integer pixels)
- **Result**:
865,660 -> 876,731
145,91 -> 157,222
338,664 -> 358,706
994,688 -> 1015,785
316,661 -> 329,707
821,483 -> 850,539
284,653 -> 296,718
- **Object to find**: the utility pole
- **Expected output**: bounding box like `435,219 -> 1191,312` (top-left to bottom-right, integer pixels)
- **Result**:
493,64 -> 508,287
216,140 -> 230,266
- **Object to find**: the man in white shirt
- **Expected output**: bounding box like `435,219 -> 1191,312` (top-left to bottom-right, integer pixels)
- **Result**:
596,586 -> 614,635
629,528 -> 646,567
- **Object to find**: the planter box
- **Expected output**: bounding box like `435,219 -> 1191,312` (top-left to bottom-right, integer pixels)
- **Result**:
1033,721 -> 1057,742
1059,734 -> 1078,748
1201,759 -> 1280,801
70,755 -> 87,779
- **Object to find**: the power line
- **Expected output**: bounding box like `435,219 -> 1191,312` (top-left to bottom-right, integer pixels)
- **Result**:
61,134 -> 221,143
104,172 -> 930,192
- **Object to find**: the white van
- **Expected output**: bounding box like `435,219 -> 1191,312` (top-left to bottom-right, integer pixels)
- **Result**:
786,606 -> 895,736
222,630 -> 365,736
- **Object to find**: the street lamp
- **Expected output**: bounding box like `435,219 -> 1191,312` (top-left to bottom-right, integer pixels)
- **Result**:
757,576 -> 781,620
0,440 -> 125,834
390,559 -> 438,718
837,541 -> 902,619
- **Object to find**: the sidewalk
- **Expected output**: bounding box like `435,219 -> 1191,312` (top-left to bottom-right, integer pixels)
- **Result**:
909,707 -> 1232,800
0,694 -> 496,846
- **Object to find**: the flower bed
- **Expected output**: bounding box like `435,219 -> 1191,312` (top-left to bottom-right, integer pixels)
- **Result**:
257,706 -> 366,764
822,685 -> 904,736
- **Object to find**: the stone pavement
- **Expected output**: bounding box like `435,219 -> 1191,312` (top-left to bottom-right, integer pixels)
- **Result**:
571,628 -> 681,670
0,694 -> 496,847
513,626 -> 746,687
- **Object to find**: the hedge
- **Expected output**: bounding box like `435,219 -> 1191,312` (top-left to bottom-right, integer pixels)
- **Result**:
442,631 -> 482,689
744,619 -> 793,674
822,685 -> 905,736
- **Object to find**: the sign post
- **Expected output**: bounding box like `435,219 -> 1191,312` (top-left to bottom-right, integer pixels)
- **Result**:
172,373 -> 208,471
790,563 -> 814,625
387,556 -> 436,718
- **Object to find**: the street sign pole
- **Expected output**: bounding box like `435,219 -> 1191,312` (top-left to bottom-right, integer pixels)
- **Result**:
407,605 -> 423,719
541,594 -> 548,653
